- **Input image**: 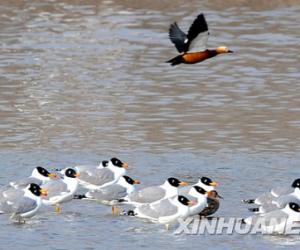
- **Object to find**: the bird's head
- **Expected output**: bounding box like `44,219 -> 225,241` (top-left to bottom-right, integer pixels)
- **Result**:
216,46 -> 233,54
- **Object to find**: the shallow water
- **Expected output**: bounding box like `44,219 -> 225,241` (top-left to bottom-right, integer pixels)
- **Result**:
1,0 -> 300,249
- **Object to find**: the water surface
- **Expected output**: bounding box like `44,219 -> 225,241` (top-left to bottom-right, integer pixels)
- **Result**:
0,0 -> 300,249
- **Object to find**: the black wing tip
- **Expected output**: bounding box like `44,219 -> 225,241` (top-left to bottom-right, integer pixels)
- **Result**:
196,13 -> 206,21
170,21 -> 178,27
242,199 -> 255,204
127,210 -> 136,216
248,207 -> 259,212
169,22 -> 179,33
74,194 -> 87,199
191,13 -> 209,32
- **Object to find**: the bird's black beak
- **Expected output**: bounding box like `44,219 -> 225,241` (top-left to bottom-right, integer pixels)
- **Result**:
217,193 -> 223,199
228,50 -> 234,53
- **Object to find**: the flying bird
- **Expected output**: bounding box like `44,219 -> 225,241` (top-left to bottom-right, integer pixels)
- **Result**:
166,13 -> 233,66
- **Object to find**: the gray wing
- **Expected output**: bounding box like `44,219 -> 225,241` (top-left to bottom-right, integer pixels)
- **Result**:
128,186 -> 165,203
42,180 -> 68,197
271,186 -> 293,197
10,177 -> 42,188
0,188 -> 24,203
186,14 -> 209,52
12,197 -> 38,215
0,185 -> 15,199
259,203 -> 278,213
151,198 -> 178,217
261,210 -> 289,227
137,204 -> 160,219
255,192 -> 275,205
248,210 -> 288,226
0,196 -> 37,215
79,168 -> 114,186
273,194 -> 300,208
87,185 -> 126,201
199,197 -> 219,216
188,32 -> 209,52
75,165 -> 98,172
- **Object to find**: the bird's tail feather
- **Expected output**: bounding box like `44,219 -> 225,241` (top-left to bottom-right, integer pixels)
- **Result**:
166,55 -> 182,66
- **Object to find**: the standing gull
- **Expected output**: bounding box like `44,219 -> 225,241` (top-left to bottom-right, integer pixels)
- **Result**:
248,185 -> 300,214
77,158 -> 129,190
42,168 -> 80,213
128,195 -> 196,228
75,175 -> 140,215
243,178 -> 300,205
0,183 -> 47,222
243,202 -> 300,234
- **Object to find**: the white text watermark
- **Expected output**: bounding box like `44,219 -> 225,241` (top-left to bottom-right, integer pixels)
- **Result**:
174,217 -> 300,235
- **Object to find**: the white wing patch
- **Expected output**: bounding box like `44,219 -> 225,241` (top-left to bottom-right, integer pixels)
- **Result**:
188,31 -> 209,52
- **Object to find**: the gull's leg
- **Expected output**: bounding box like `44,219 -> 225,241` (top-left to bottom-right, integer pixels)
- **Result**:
112,206 -> 115,215
55,204 -> 61,214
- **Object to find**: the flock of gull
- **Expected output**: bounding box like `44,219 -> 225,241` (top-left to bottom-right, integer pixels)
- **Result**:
0,157 -> 222,227
1,157 -> 300,233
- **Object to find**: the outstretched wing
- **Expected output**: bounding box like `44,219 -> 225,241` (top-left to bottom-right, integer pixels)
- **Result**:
168,22 -> 188,53
187,14 -> 208,42
187,13 -> 209,52
168,13 -> 209,53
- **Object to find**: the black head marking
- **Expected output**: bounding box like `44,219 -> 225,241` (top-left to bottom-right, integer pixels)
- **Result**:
194,185 -> 206,195
289,202 -> 300,212
36,166 -> 51,177
291,179 -> 300,189
28,183 -> 41,197
123,175 -> 134,185
65,168 -> 77,178
110,158 -> 123,168
201,177 -> 213,185
178,195 -> 190,206
167,177 -> 181,187
102,161 -> 109,167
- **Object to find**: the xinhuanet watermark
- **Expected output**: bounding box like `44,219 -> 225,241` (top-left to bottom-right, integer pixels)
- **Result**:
174,217 -> 300,235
